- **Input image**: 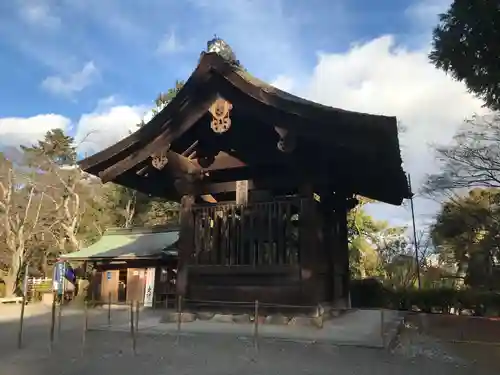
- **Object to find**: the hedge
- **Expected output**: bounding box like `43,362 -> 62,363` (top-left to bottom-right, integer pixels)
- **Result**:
350,278 -> 500,316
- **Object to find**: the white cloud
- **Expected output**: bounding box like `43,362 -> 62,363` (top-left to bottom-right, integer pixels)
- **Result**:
18,0 -> 61,30
306,35 -> 484,173
156,31 -> 183,55
74,103 -> 149,157
285,34 -> 484,225
0,101 -> 149,159
41,61 -> 99,97
406,0 -> 451,27
271,75 -> 295,92
0,114 -> 70,148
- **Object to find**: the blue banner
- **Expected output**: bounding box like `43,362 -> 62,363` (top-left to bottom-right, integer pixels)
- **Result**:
53,262 -> 66,295
65,265 -> 76,284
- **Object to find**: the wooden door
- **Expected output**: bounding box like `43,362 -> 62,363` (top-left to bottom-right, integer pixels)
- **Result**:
126,268 -> 146,303
100,270 -> 119,303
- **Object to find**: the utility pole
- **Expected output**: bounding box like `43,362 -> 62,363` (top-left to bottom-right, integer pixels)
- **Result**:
408,174 -> 422,289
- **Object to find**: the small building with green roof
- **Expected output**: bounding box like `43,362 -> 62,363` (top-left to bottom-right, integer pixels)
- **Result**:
61,226 -> 179,307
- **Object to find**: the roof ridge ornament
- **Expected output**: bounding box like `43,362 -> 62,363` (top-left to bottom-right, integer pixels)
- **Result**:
206,35 -> 241,67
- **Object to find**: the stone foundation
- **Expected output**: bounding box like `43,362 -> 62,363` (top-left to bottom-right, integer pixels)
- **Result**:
159,304 -> 347,329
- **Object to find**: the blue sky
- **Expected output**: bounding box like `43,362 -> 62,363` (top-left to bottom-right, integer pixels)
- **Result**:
1,0 -> 433,119
0,0 -> 486,227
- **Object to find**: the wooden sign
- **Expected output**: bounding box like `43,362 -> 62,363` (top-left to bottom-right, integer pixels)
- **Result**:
236,180 -> 248,206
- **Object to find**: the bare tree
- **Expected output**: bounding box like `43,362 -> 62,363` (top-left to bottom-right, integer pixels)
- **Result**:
424,114 -> 500,195
374,228 -> 432,289
20,129 -> 92,255
0,158 -> 44,295
124,190 -> 137,228
36,164 -> 86,253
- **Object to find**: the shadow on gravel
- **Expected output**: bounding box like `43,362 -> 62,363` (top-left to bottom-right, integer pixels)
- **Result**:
0,306 -> 128,368
0,307 -> 487,375
1,328 -> 478,375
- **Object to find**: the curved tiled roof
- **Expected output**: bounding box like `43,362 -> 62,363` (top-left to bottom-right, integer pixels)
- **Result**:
78,52 -> 409,205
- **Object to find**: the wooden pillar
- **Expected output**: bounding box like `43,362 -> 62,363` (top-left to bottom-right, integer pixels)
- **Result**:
337,201 -> 351,305
298,184 -> 321,304
320,191 -> 335,302
176,195 -> 195,299
332,194 -> 350,308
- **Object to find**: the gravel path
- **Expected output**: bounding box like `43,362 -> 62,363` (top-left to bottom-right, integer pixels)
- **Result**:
0,306 -> 492,375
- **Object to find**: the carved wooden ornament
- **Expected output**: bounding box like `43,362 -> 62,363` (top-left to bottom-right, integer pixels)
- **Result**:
209,98 -> 233,133
151,149 -> 169,170
274,126 -> 296,153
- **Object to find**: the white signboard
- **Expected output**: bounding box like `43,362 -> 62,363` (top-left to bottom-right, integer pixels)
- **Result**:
143,267 -> 156,308
236,180 -> 248,206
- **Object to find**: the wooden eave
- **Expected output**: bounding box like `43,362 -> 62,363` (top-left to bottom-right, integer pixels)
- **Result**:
78,52 -> 410,205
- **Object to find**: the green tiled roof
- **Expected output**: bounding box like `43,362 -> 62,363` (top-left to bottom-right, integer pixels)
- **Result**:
62,227 -> 179,260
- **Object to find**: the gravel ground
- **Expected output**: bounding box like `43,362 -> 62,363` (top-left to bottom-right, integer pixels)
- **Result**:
0,306 -> 493,375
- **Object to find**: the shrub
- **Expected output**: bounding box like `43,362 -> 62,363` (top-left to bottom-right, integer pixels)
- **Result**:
350,278 -> 389,308
350,279 -> 500,316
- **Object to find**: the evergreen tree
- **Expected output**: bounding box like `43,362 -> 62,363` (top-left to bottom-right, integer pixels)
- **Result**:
430,0 -> 500,109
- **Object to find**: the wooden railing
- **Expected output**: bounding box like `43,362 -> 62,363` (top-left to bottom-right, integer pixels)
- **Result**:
191,198 -> 307,266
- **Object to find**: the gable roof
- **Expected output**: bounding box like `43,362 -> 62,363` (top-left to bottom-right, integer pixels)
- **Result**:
61,227 -> 179,261
78,52 -> 410,205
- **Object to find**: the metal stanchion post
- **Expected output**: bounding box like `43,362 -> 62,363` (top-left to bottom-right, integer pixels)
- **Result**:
17,264 -> 29,349
253,300 -> 259,351
17,294 -> 27,349
460,320 -> 464,341
130,301 -> 136,355
176,295 -> 182,344
380,309 -> 385,347
57,296 -> 63,338
135,301 -> 140,333
107,292 -> 111,327
49,292 -> 56,353
81,300 -> 88,357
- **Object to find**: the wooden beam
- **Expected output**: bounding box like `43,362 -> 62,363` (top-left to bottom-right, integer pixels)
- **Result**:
201,195 -> 217,203
193,151 -> 246,171
181,140 -> 199,157
98,87 -> 217,183
163,150 -> 201,177
174,176 -> 312,196
136,151 -> 246,183
79,59 -> 214,173
114,172 -> 180,199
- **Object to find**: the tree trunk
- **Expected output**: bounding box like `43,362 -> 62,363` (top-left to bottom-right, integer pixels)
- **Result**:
125,192 -> 136,228
7,248 -> 24,296
3,275 -> 16,297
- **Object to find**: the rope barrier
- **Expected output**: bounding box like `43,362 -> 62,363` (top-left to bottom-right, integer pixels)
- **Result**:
182,298 -> 319,309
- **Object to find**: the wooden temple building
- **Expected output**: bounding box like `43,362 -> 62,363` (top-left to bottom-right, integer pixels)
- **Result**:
78,38 -> 410,309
